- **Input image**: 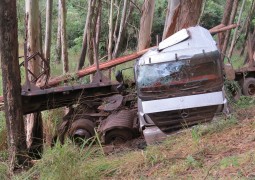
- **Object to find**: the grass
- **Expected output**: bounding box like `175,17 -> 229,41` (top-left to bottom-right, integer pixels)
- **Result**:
13,104 -> 255,179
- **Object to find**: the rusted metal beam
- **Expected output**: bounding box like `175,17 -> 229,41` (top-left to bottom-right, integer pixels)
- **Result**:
209,24 -> 238,34
209,23 -> 225,32
44,47 -> 154,88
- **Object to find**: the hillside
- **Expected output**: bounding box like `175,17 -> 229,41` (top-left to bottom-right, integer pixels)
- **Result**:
7,97 -> 254,180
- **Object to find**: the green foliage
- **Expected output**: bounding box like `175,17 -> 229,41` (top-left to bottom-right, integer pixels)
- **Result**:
195,115 -> 238,136
236,96 -> 255,108
186,155 -> 202,168
0,162 -> 9,180
220,156 -> 239,169
17,136 -> 105,180
224,79 -> 241,104
191,127 -> 201,144
200,0 -> 224,29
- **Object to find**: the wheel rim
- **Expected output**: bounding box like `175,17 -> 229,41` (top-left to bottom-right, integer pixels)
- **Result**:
248,84 -> 255,95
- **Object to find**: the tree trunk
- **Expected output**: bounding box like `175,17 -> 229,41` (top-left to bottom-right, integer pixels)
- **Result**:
25,0 -> 43,157
137,0 -> 155,51
112,0 -> 128,58
218,0 -> 234,50
0,0 -> 27,169
77,0 -> 93,70
55,0 -> 62,64
240,0 -> 255,56
94,0 -> 102,63
221,0 -> 239,56
87,0 -> 98,81
228,0 -> 246,58
162,0 -> 179,40
60,0 -> 69,74
44,0 -> 53,62
107,0 -> 114,79
163,0 -> 203,40
108,0 -> 114,60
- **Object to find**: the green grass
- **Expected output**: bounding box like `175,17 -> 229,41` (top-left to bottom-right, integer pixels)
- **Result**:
14,109 -> 255,180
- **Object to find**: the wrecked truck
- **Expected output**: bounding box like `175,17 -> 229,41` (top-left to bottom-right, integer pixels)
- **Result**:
0,26 -> 227,145
133,26 -> 227,144
65,26 -> 227,144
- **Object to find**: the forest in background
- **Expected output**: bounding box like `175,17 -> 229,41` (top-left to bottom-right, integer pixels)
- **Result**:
14,0 -> 255,75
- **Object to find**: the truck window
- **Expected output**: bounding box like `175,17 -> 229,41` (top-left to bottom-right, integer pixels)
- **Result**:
136,51 -> 223,100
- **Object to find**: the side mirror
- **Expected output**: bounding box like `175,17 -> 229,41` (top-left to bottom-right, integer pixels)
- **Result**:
115,70 -> 123,83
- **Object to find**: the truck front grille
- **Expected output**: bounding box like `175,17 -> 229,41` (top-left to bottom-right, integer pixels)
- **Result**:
147,105 -> 218,133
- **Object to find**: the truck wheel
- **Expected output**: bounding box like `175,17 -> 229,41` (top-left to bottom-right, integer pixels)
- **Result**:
69,119 -> 95,145
242,78 -> 255,96
104,129 -> 133,144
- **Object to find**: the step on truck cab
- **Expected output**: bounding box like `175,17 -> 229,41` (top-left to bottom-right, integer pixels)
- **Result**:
135,26 -> 227,144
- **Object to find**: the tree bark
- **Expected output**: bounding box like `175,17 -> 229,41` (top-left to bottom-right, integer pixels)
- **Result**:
107,0 -> 114,79
137,0 -> 155,51
25,0 -> 43,157
108,0 -> 114,60
0,0 -> 27,169
228,0 -> 246,58
221,0 -> 239,56
60,0 -> 69,74
163,0 -> 203,40
112,0 -> 128,58
44,0 -> 53,62
94,0 -> 102,63
240,0 -> 255,56
55,0 -> 62,64
77,0 -> 93,70
162,0 -> 179,40
218,0 -> 234,50
87,0 -> 98,81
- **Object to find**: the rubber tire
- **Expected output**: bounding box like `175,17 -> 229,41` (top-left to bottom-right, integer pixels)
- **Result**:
69,119 -> 95,140
105,129 -> 133,144
242,78 -> 255,96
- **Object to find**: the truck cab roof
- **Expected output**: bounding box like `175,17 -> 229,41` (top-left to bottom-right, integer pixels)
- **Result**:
138,26 -> 219,65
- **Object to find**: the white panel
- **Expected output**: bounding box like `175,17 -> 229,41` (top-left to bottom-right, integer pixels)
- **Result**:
142,91 -> 224,114
158,29 -> 190,50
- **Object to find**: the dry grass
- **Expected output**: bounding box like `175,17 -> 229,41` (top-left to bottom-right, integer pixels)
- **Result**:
9,100 -> 255,179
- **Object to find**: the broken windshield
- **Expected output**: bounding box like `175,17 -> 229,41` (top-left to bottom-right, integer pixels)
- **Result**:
136,51 -> 223,100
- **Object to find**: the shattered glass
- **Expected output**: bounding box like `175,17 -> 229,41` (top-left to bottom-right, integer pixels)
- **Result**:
136,52 -> 223,100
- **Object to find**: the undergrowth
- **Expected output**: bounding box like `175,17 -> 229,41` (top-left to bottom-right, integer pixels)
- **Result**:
14,112 -> 248,179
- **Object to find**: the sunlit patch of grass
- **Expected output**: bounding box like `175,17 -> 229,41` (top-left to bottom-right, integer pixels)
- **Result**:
194,115 -> 238,137
0,162 -> 9,180
235,96 -> 255,108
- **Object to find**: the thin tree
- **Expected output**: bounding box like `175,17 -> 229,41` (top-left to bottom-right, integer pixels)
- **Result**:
0,0 -> 27,170
87,0 -> 99,81
228,0 -> 246,58
112,0 -> 128,58
44,0 -> 53,63
222,0 -> 239,57
60,0 -> 69,74
107,0 -> 114,79
55,0 -> 62,64
94,0 -> 102,63
240,0 -> 255,56
137,0 -> 155,51
218,0 -> 234,50
108,0 -> 114,60
25,0 -> 43,156
77,0 -> 93,70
